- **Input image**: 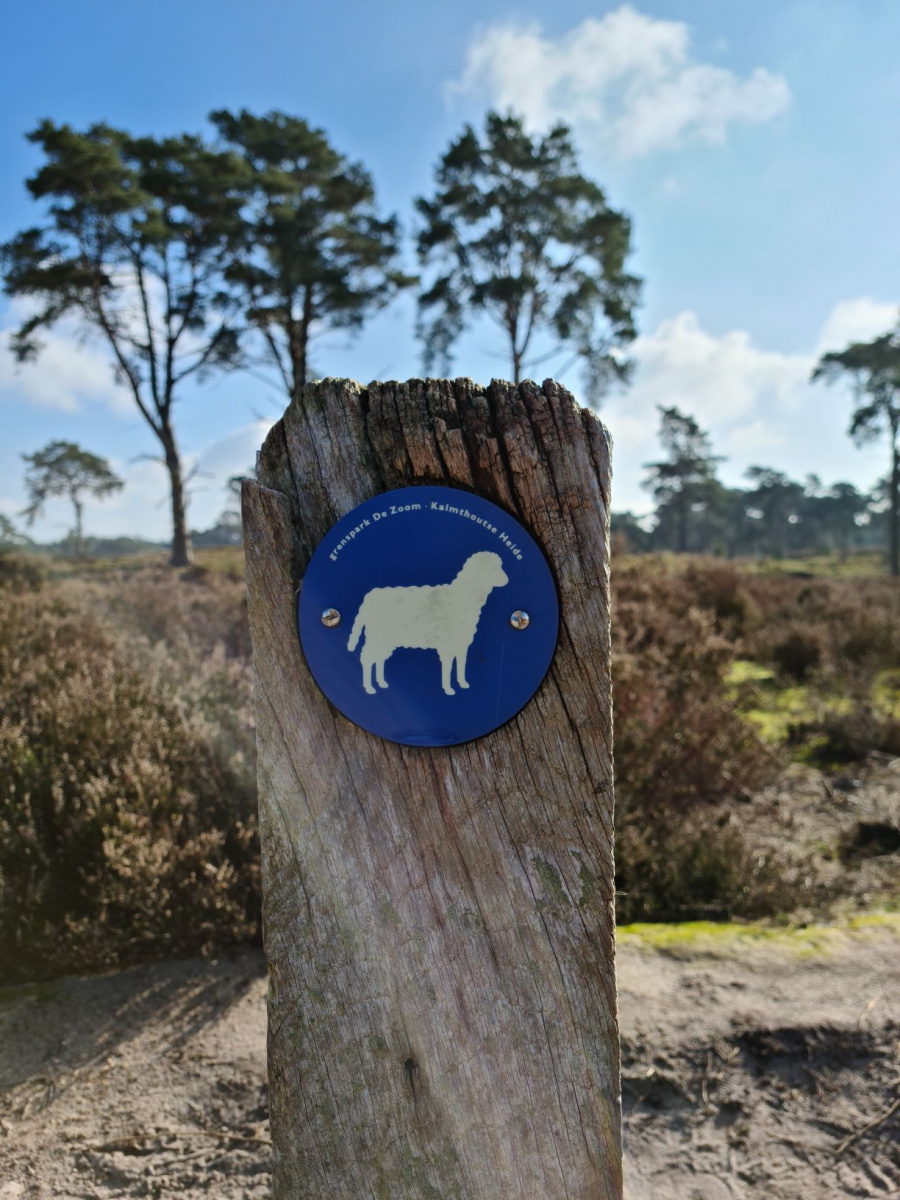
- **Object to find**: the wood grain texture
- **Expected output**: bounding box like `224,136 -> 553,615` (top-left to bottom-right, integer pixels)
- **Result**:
242,377 -> 620,1200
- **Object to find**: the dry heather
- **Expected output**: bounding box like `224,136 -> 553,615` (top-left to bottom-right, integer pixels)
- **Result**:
739,570 -> 900,761
1,551 -> 898,982
613,561 -> 787,923
612,557 -> 900,921
0,562 -> 259,983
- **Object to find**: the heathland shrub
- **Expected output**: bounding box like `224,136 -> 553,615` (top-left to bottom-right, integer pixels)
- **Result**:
680,561 -> 759,637
0,582 -> 258,983
741,575 -> 900,678
613,563 -> 778,812
612,562 -> 784,920
615,818 -> 803,923
771,626 -> 824,681
10,554 -> 883,981
0,550 -> 46,593
806,705 -> 900,765
735,572 -> 900,760
92,565 -> 253,660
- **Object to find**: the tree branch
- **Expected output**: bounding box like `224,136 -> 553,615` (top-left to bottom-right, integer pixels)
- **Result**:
171,327 -> 230,385
257,321 -> 292,396
133,251 -> 161,413
518,292 -> 540,361
83,255 -> 162,438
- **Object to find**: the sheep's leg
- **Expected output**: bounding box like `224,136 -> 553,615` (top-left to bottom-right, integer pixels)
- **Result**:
376,657 -> 389,689
439,650 -> 455,696
455,651 -> 470,689
360,645 -> 377,695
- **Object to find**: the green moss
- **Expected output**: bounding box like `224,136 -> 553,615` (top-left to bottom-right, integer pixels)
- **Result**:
873,669 -> 900,716
377,894 -> 401,927
618,911 -> 900,959
531,856 -> 570,906
726,660 -> 774,686
727,657 -> 900,757
742,552 -> 887,578
844,911 -> 900,932
793,735 -> 834,765
374,1173 -> 391,1200
374,1145 -> 463,1200
727,658 -> 864,754
728,666 -> 819,745
570,850 -> 597,907
447,905 -> 483,933
0,980 -> 58,1010
339,926 -> 361,953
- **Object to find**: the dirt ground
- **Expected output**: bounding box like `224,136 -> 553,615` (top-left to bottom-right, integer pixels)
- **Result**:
1,926 -> 898,1200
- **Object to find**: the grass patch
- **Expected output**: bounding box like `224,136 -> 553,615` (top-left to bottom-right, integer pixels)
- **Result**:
726,660 -> 827,745
740,551 -> 888,578
13,545 -> 246,583
0,979 -> 59,1011
726,660 -> 774,686
873,669 -> 900,717
618,911 -> 900,958
615,550 -> 889,579
726,658 -> 900,760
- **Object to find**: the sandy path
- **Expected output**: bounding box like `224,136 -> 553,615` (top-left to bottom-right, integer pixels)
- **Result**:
619,929 -> 900,1198
1,931 -> 898,1199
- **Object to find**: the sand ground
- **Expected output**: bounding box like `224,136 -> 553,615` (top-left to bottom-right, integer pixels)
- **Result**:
1,926 -> 898,1200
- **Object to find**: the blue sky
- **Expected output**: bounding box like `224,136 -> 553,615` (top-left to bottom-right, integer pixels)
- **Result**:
1,0 -> 898,540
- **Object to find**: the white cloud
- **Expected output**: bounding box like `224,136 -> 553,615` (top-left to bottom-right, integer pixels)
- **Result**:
98,458 -> 172,538
602,297 -> 894,510
815,296 -> 897,355
194,421 -> 272,480
448,7 -> 790,157
723,419 -> 786,454
619,311 -> 809,435
89,421 -> 274,539
0,274 -> 209,419
0,297 -> 132,415
5,420 -> 275,544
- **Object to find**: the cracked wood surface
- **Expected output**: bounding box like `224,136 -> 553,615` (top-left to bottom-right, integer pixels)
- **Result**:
242,377 -> 620,1199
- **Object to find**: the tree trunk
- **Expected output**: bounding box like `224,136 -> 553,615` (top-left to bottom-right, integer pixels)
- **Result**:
242,378 -> 620,1199
289,288 -> 313,399
509,315 -> 522,385
161,427 -> 193,568
677,493 -> 688,553
72,496 -> 85,559
890,429 -> 899,578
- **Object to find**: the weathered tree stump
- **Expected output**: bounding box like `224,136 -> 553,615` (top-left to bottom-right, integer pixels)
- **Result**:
242,377 -> 619,1199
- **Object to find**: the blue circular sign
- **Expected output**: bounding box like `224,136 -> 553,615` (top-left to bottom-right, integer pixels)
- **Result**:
298,486 -> 559,747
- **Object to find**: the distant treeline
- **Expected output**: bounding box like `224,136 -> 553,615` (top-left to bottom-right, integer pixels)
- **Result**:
0,523 -> 242,560
614,406 -> 889,558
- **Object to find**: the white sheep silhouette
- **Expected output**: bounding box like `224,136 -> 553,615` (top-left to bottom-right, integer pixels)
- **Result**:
346,551 -> 509,696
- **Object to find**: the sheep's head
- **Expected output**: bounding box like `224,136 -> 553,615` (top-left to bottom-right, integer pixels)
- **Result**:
461,551 -> 509,590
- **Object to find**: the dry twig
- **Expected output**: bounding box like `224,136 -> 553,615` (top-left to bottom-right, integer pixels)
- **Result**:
88,1129 -> 271,1152
835,1095 -> 900,1157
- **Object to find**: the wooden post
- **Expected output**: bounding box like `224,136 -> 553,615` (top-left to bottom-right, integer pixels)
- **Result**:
242,377 -> 620,1199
